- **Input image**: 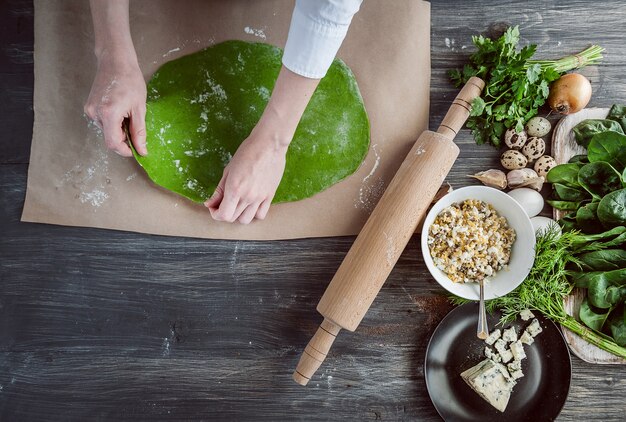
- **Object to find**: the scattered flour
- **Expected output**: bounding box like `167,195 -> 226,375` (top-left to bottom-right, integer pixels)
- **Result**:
61,135 -> 112,210
126,172 -> 137,182
79,189 -> 110,207
355,144 -> 385,212
162,47 -> 181,58
244,26 -> 267,40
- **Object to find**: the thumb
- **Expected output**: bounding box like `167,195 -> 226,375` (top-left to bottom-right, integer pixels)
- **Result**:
130,105 -> 148,156
204,172 -> 227,210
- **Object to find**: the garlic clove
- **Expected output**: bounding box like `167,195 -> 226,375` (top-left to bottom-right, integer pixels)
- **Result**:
469,169 -> 507,190
507,168 -> 539,188
517,176 -> 545,192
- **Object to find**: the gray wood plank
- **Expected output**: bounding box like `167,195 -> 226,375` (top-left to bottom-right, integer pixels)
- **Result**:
2,0 -> 626,420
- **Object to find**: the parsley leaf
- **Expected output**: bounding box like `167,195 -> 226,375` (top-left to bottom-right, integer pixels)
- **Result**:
450,26 -> 562,147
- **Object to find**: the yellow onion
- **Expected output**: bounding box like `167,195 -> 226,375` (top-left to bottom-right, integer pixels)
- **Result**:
548,73 -> 592,115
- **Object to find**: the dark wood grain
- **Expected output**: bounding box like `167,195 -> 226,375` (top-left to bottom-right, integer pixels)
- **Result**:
2,0 -> 626,420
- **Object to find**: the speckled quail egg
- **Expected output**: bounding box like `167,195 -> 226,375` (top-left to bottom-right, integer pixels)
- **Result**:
531,216 -> 562,237
525,117 -> 551,137
504,129 -> 528,150
534,155 -> 557,177
508,188 -> 544,218
522,137 -> 546,162
501,149 -> 528,170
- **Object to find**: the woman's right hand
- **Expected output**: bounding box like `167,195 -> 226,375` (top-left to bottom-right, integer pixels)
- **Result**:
84,51 -> 148,157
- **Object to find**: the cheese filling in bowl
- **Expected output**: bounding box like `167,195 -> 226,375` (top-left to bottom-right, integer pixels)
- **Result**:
427,199 -> 516,284
420,186 -> 535,300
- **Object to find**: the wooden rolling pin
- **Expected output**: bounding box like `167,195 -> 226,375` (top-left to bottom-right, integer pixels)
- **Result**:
293,77 -> 485,386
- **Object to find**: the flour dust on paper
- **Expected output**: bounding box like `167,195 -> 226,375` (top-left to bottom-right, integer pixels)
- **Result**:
58,123 -> 131,211
355,143 -> 385,213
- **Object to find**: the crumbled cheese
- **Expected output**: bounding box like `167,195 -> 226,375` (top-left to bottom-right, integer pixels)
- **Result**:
510,341 -> 526,361
502,327 -> 518,343
494,339 -> 508,354
485,346 -> 502,363
428,199 -> 516,283
520,331 -> 534,345
520,309 -> 535,321
526,318 -> 543,337
485,329 -> 502,345
499,349 -> 514,364
510,369 -> 524,380
507,360 -> 521,373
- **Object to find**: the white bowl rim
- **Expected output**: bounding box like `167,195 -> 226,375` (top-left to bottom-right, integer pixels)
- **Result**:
420,186 -> 536,300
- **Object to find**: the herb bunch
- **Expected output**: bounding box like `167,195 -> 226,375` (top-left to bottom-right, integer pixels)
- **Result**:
450,26 -> 603,147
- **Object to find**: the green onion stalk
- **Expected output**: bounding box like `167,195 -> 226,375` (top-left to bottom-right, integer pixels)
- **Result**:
527,45 -> 605,73
451,226 -> 626,359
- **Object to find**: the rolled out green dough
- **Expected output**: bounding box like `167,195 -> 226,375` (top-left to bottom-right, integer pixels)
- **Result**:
133,40 -> 370,203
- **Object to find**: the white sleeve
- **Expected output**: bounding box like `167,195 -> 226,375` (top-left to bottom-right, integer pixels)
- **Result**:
282,0 -> 363,79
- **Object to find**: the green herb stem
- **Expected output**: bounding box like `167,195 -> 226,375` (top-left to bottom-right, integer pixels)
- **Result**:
559,314 -> 626,358
528,45 -> 605,73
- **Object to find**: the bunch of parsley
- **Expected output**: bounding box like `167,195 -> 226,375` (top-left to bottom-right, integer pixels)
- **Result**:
449,26 -> 560,147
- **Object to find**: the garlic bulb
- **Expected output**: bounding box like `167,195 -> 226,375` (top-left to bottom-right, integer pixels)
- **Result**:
469,169 -> 508,190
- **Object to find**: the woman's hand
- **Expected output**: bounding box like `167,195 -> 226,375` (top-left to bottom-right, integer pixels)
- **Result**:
84,0 -> 146,157
84,54 -> 147,157
204,127 -> 288,224
205,66 -> 320,224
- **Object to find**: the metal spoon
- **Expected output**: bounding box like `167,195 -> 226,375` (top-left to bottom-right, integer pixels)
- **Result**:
477,279 -> 488,339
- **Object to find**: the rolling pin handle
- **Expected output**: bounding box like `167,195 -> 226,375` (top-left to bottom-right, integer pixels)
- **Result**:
293,319 -> 341,386
436,76 -> 485,139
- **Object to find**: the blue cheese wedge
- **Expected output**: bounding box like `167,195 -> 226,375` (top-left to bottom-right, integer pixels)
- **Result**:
485,328 -> 502,345
520,309 -> 535,321
526,318 -> 543,337
502,327 -> 518,343
510,341 -> 526,361
460,359 -> 515,412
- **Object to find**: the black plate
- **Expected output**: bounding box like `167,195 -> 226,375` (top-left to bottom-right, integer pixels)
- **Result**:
424,303 -> 571,421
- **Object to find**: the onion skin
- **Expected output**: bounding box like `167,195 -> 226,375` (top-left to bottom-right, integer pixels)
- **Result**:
548,73 -> 592,115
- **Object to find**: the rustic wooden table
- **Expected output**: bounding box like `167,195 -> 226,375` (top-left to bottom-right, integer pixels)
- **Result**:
1,0 -> 625,420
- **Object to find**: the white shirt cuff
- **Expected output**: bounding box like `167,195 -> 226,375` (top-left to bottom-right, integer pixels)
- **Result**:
282,0 -> 362,79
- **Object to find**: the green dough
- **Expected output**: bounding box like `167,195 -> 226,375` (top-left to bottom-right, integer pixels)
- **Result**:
133,40 -> 370,203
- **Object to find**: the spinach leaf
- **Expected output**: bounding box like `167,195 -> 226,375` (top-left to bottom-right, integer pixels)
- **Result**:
547,199 -> 581,211
568,154 -> 589,164
588,131 -> 626,172
608,304 -> 626,347
558,212 -> 578,232
579,298 -> 613,332
573,119 -> 624,148
554,183 -> 589,201
597,189 -> 626,228
546,163 -> 583,188
571,226 -> 626,249
576,202 -> 602,233
578,249 -> 626,271
571,271 -> 597,288
607,104 -> 626,132
587,268 -> 626,309
578,162 -> 623,200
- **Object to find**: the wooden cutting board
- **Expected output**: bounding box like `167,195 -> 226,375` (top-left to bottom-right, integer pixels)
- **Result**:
551,107 -> 626,365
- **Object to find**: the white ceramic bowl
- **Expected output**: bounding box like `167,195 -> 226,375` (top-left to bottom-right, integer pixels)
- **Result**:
420,186 -> 536,300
